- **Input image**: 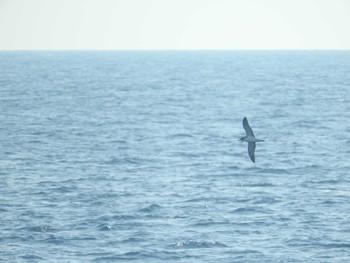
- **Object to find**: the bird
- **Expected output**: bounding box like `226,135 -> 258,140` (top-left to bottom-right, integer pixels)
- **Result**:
239,117 -> 264,163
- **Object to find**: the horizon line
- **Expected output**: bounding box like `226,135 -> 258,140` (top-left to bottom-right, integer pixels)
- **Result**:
0,48 -> 350,52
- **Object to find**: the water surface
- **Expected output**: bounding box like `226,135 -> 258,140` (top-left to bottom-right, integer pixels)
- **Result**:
1,51 -> 350,262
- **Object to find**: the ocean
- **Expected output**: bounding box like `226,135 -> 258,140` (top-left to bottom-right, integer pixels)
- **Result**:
1,51 -> 350,262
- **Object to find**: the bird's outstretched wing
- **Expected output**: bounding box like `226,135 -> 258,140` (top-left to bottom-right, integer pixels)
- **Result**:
248,142 -> 256,163
243,117 -> 255,137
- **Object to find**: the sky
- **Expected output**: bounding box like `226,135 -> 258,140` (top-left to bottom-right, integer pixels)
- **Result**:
0,0 -> 349,50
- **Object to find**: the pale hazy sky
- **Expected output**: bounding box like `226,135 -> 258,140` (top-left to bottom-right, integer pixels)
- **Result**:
0,0 -> 349,50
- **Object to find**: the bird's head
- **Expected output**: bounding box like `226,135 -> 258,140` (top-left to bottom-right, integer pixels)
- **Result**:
238,136 -> 246,141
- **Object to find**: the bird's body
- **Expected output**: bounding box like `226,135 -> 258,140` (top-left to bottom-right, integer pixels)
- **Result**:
240,135 -> 264,143
239,117 -> 264,163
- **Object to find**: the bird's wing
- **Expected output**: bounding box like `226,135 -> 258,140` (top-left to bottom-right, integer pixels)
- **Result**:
248,142 -> 256,163
243,117 -> 255,137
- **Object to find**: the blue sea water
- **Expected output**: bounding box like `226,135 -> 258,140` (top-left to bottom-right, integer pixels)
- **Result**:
0,51 -> 350,262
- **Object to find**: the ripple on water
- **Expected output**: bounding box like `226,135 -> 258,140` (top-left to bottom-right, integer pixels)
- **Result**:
174,240 -> 228,249
137,203 -> 162,213
97,223 -> 113,231
21,254 -> 44,261
253,196 -> 280,204
231,206 -> 273,214
25,225 -> 53,233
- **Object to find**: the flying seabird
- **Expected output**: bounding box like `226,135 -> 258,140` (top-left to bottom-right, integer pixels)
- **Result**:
239,117 -> 264,163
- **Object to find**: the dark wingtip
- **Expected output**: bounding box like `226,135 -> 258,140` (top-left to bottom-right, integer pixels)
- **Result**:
243,117 -> 247,125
